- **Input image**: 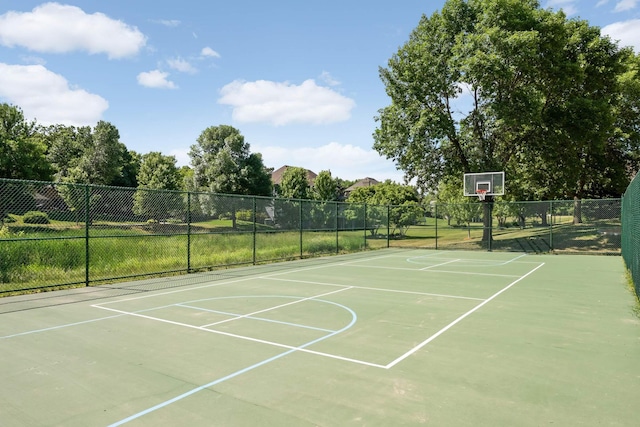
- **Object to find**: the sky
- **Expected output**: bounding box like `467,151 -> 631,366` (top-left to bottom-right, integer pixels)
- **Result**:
1,1 -> 639,183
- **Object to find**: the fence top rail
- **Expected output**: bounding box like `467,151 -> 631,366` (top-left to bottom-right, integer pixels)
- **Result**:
0,177 -> 622,209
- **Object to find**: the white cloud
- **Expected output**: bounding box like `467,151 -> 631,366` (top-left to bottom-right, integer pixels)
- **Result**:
253,142 -> 403,182
319,71 -> 340,87
167,57 -> 197,74
201,47 -> 221,58
614,0 -> 638,11
218,79 -> 356,126
137,70 -> 177,89
0,3 -> 146,59
0,63 -> 108,125
19,55 -> 46,65
597,0 -> 611,5
602,19 -> 640,52
154,19 -> 181,27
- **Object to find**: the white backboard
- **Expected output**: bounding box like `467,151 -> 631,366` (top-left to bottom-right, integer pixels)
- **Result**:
463,172 -> 505,196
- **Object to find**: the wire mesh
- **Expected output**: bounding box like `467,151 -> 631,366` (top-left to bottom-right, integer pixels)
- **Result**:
0,178 -> 624,296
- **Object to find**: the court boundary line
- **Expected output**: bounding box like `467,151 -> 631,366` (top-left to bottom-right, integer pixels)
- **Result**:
341,263 -> 522,278
260,276 -> 486,301
176,302 -> 336,333
384,262 -> 545,368
0,251 -> 402,340
93,289 -> 387,369
106,294 -> 362,427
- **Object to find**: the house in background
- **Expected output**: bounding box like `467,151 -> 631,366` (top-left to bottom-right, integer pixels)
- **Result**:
344,177 -> 380,199
271,165 -> 317,191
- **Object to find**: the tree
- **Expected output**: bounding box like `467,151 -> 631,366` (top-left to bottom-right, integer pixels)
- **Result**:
0,104 -> 52,181
312,170 -> 339,201
133,152 -> 183,222
347,180 -> 421,236
279,166 -> 311,200
47,121 -> 128,221
189,125 -> 272,196
374,0 -> 636,208
189,125 -> 272,228
0,104 -> 53,224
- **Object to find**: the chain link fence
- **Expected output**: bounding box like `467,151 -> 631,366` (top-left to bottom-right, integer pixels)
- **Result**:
389,199 -> 621,253
0,178 -> 622,295
622,173 -> 640,300
0,178 -> 388,294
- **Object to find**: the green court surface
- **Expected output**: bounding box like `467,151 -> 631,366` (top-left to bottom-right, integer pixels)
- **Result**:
1,249 -> 638,426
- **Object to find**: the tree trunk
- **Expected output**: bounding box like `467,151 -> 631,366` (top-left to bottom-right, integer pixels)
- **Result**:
573,196 -> 582,224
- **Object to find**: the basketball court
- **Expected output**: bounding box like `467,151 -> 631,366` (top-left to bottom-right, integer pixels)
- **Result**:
1,248 -> 638,426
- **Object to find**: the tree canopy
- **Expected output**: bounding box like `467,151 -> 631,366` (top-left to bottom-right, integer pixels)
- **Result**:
374,0 -> 639,200
0,104 -> 52,181
278,166 -> 311,199
312,170 -> 340,201
189,125 -> 272,196
133,152 -> 183,221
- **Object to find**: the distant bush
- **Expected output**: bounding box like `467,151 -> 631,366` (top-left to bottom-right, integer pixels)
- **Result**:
23,211 -> 50,224
236,209 -> 253,222
3,215 -> 17,223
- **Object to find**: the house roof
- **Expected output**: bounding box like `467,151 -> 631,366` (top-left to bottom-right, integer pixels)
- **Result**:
271,165 -> 318,186
345,177 -> 380,192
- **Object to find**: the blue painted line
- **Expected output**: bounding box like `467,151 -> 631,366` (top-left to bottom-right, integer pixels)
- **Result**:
0,314 -> 125,339
108,302 -> 357,426
176,302 -> 336,333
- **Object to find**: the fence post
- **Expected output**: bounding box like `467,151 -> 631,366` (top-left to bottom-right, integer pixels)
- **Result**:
549,200 -> 554,252
387,205 -> 390,248
335,202 -> 339,254
299,201 -> 303,258
84,184 -> 90,286
435,203 -> 438,250
364,204 -> 368,250
252,196 -> 257,265
187,192 -> 191,272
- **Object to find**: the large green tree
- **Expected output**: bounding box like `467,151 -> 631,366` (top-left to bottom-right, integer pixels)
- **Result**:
189,125 -> 272,228
312,170 -> 339,201
0,104 -> 53,223
347,180 -> 421,236
133,152 -> 183,222
46,121 -> 133,221
279,167 -> 311,200
0,104 -> 52,181
374,0 -> 636,202
189,125 -> 272,196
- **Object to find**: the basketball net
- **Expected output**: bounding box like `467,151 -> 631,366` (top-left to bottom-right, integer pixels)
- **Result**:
476,189 -> 487,201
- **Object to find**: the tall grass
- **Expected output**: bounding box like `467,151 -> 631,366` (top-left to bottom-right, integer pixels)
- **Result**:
0,226 -> 371,294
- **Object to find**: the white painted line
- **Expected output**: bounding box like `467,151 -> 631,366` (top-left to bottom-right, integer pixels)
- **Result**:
175,304 -> 336,333
341,264 -> 521,278
261,277 -> 486,301
199,287 -> 352,328
420,259 -> 460,270
384,262 -> 545,369
94,250 -> 396,307
502,253 -> 528,265
94,299 -> 384,369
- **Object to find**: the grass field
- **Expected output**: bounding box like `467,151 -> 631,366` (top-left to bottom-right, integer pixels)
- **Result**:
0,249 -> 637,426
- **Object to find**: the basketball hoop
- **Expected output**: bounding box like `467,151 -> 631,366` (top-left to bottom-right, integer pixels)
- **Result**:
476,189 -> 487,201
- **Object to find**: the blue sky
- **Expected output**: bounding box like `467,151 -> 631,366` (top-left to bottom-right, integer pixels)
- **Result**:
1,1 -> 639,182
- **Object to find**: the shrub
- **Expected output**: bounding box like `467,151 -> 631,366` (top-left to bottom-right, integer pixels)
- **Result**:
236,209 -> 253,222
3,214 -> 17,223
23,211 -> 50,224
